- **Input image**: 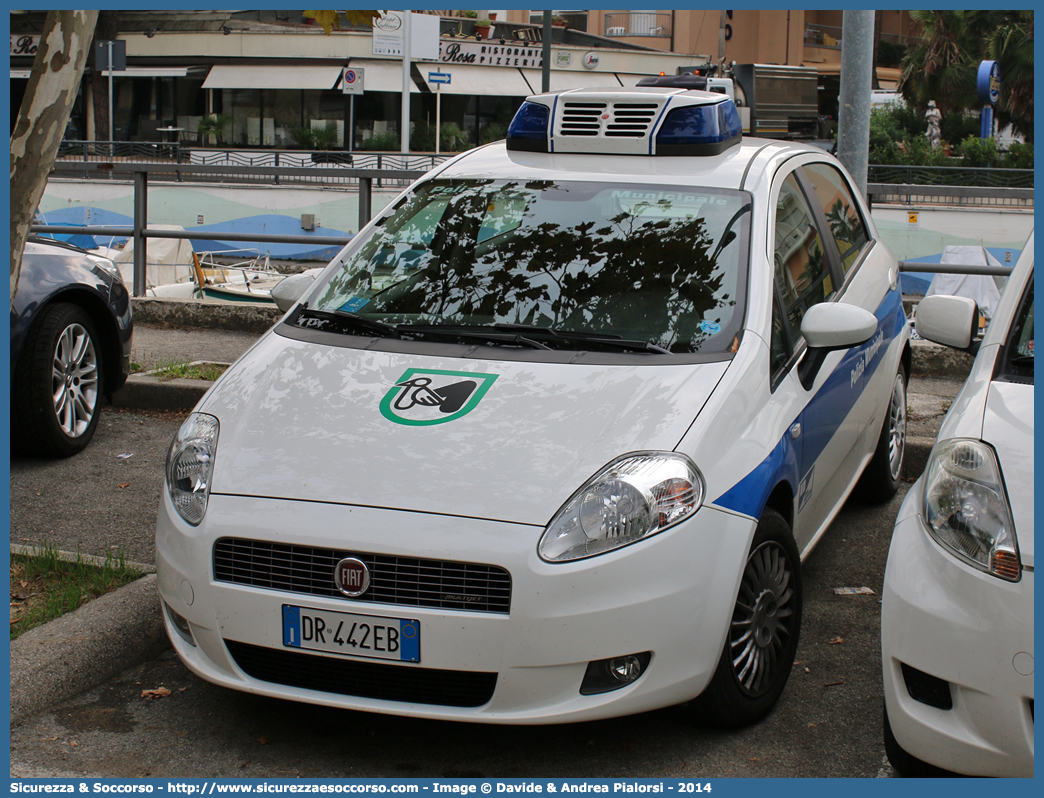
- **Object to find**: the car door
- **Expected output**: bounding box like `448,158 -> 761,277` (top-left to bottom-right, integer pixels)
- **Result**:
767,157 -> 894,555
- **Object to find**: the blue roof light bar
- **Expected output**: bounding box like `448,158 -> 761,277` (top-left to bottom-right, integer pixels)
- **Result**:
506,101 -> 551,152
655,100 -> 743,156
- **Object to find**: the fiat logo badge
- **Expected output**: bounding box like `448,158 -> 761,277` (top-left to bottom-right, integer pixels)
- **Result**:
335,557 -> 370,597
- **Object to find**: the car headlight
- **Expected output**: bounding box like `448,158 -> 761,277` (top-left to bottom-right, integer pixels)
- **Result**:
539,452 -> 704,562
86,253 -> 123,283
166,413 -> 219,525
922,439 -> 1021,581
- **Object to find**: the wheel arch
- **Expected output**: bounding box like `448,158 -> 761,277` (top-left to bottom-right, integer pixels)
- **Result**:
38,288 -> 127,398
763,480 -> 795,530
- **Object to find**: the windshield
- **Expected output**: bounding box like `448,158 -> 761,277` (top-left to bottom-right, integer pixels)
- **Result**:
307,179 -> 751,354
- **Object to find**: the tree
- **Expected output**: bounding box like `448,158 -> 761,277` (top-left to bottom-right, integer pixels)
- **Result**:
304,10 -> 384,34
898,9 -> 1033,143
987,11 -> 1033,144
898,11 -> 977,119
10,10 -> 99,303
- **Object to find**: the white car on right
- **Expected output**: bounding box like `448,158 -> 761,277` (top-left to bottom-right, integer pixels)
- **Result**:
882,232 -> 1034,777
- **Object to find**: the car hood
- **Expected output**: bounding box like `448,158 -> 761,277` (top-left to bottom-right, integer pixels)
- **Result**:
200,332 -> 730,526
982,380 -> 1034,568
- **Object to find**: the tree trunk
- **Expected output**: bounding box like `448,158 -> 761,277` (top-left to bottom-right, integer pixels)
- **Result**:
10,10 -> 99,303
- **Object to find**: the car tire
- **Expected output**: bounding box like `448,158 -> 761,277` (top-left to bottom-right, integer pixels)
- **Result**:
688,508 -> 802,727
883,704 -> 958,777
859,366 -> 908,503
12,303 -> 104,458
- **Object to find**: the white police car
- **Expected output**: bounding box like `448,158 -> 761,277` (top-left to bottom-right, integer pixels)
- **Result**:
158,85 -> 910,725
882,233 -> 1033,776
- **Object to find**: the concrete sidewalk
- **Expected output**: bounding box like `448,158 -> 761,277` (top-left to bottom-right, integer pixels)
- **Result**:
10,297 -> 973,729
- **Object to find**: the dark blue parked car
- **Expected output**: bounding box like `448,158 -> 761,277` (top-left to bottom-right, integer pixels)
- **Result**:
10,236 -> 133,457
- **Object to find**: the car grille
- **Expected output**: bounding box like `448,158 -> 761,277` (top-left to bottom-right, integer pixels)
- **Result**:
224,640 -> 498,707
559,101 -> 660,138
213,538 -> 512,614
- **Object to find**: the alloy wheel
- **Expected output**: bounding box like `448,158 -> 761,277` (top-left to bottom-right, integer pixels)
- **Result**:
51,322 -> 100,438
729,541 -> 797,697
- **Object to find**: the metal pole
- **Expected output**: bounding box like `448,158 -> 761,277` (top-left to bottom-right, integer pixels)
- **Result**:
435,83 -> 441,156
359,177 -> 372,231
541,11 -> 552,92
401,12 -> 412,154
107,41 -> 114,145
836,10 -> 875,201
349,94 -> 355,154
132,171 -> 148,297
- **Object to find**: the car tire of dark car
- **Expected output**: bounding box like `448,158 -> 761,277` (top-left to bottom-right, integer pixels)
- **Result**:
858,365 -> 908,502
883,704 -> 958,777
688,508 -> 802,727
12,302 -> 104,458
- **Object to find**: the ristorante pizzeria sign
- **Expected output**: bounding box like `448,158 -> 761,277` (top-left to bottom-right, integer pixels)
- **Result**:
439,40 -> 545,68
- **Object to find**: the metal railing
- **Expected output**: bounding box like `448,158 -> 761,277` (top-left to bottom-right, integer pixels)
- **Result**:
604,12 -> 672,38
868,164 -> 1034,189
56,141 -> 452,185
35,161 -> 430,297
867,182 -> 1033,210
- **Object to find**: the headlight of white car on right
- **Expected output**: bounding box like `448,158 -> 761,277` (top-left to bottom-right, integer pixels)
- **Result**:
922,438 -> 1021,581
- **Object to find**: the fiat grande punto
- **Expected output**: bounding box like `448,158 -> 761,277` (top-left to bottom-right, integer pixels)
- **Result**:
158,85 -> 910,725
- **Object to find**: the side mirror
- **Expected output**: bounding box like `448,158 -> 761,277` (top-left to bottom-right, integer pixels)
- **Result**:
272,270 -> 320,313
798,303 -> 878,390
915,294 -> 979,350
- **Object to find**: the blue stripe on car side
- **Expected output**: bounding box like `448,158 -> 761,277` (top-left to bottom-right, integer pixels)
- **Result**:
712,288 -> 905,518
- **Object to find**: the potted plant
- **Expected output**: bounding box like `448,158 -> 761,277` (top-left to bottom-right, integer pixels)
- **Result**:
196,113 -> 231,146
474,19 -> 491,39
552,15 -> 569,28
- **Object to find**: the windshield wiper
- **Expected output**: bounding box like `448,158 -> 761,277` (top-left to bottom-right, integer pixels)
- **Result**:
393,323 -> 551,350
492,323 -> 671,354
297,306 -> 401,338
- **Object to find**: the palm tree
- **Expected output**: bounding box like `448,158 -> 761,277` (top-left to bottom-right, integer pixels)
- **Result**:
898,11 -> 977,119
987,11 -> 1033,143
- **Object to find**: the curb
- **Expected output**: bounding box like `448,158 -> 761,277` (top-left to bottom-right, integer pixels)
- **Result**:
132,296 -> 281,334
113,373 -> 214,410
10,574 -> 171,726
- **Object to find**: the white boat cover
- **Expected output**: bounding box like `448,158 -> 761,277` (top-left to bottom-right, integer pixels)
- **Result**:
926,246 -> 1004,320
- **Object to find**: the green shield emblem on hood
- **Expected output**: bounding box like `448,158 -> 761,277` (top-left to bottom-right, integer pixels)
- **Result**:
380,368 -> 498,426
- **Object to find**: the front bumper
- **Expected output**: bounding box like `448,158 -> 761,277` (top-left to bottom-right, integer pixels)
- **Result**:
881,482 -> 1034,776
157,493 -> 756,724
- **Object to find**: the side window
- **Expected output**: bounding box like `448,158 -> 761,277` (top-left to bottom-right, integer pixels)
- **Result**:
801,162 -> 870,275
774,174 -> 834,345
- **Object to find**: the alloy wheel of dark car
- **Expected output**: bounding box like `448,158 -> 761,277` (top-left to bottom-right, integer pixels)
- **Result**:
13,302 -> 104,457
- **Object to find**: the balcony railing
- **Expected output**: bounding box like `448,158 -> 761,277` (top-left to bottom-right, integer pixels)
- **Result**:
604,12 -> 672,39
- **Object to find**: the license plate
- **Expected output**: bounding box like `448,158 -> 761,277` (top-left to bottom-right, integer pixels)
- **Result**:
282,605 -> 420,662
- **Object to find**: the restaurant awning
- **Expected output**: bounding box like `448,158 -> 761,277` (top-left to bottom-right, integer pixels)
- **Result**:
202,65 -> 343,90
423,66 -> 533,96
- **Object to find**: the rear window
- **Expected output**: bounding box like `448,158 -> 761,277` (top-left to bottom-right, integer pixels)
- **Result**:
308,179 -> 751,355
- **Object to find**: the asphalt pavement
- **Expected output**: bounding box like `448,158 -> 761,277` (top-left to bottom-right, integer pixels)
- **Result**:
8,309 -> 970,777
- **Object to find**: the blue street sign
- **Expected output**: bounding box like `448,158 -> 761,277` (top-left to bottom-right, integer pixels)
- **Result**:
428,72 -> 452,84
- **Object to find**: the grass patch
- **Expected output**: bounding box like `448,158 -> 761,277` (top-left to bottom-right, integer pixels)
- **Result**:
10,543 -> 142,639
150,360 -> 228,381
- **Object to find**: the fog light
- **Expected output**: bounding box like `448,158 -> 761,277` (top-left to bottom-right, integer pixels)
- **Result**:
164,601 -> 196,647
580,652 -> 651,695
